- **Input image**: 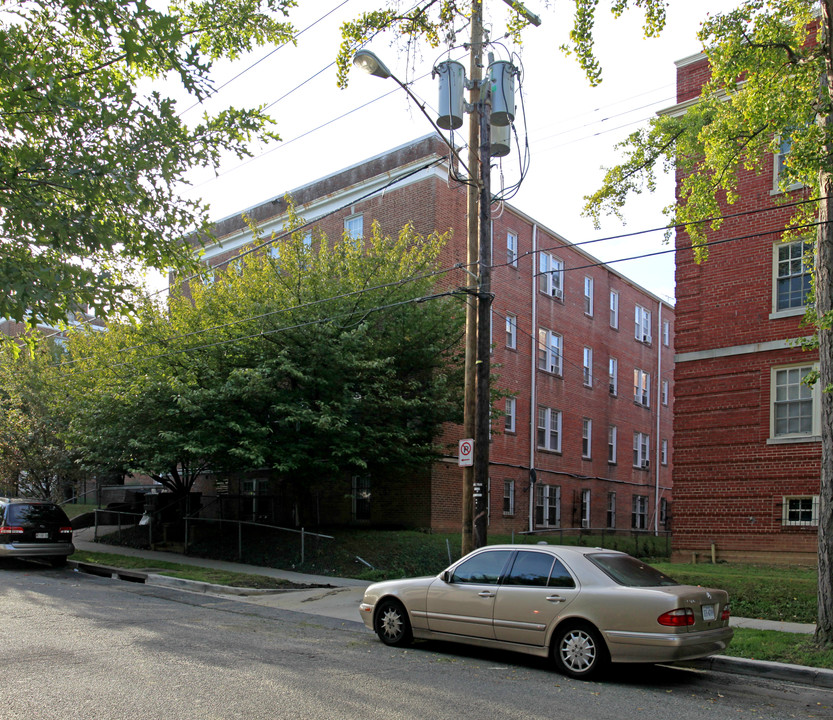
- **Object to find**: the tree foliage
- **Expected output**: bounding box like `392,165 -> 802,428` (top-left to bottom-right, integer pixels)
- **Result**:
0,0 -> 295,331
583,0 -> 833,647
336,0 -> 669,88
61,209 -> 464,499
0,342 -> 86,499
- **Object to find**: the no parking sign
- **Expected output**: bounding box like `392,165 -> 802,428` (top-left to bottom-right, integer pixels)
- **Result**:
458,438 -> 474,467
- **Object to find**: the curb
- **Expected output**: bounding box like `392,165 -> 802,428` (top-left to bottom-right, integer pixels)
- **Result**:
69,560 -> 328,597
684,655 -> 833,689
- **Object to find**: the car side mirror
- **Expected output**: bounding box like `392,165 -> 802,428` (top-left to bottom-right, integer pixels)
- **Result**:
441,570 -> 452,583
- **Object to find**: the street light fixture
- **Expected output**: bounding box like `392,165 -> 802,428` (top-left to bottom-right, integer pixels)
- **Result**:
352,49 -> 392,80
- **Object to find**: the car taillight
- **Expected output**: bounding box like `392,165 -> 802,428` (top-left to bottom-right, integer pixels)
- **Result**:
0,526 -> 25,535
658,608 -> 695,627
60,527 -> 73,535
721,604 -> 731,621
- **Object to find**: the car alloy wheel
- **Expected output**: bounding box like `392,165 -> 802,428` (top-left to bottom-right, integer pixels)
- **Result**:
554,623 -> 607,679
374,599 -> 412,647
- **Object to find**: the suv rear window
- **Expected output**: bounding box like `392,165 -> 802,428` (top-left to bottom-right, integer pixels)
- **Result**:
6,503 -> 69,525
587,553 -> 678,587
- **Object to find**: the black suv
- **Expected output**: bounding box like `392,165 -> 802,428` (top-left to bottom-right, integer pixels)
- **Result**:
0,498 -> 75,567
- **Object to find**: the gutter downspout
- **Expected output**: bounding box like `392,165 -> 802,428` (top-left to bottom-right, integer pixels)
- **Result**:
529,224 -> 538,533
654,302 -> 663,534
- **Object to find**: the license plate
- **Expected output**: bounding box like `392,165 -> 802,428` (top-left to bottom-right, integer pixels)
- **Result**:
702,604 -> 716,621
35,532 -> 49,539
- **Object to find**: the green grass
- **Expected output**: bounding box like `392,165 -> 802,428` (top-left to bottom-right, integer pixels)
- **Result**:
650,562 -> 817,624
726,628 -> 833,669
71,550 -> 320,590
61,503 -> 97,519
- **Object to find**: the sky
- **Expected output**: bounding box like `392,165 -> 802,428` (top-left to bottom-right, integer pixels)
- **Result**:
167,0 -> 744,303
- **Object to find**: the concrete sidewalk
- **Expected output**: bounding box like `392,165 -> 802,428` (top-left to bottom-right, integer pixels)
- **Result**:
71,529 -> 833,689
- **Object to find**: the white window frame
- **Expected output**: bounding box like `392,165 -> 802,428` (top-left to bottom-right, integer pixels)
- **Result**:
633,432 -> 650,469
539,253 -> 564,300
609,290 -> 619,329
773,240 -> 813,314
537,406 -> 562,452
662,319 -> 670,347
634,368 -> 651,407
584,276 -> 594,316
770,364 -> 820,440
582,418 -> 592,459
608,425 -> 617,464
344,214 -> 363,240
635,304 -> 652,344
632,495 -> 648,530
661,438 -> 668,465
503,480 -> 515,516
535,484 -> 561,528
661,379 -> 669,406
782,495 -> 819,526
583,347 -> 593,387
580,489 -> 591,529
507,232 -> 518,267
538,328 -> 563,376
609,357 -> 618,396
606,491 -> 616,529
506,314 -> 517,349
505,397 -> 516,433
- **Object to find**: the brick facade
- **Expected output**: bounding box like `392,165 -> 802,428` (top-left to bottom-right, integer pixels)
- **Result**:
672,55 -> 821,564
199,135 -> 674,536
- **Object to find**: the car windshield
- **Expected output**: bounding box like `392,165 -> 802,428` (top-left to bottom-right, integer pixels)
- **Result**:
7,503 -> 69,525
587,553 -> 679,587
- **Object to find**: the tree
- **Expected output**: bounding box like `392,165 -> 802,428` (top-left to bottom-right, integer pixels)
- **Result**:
0,0 -> 295,332
62,208 -> 464,513
0,341 -> 86,499
582,0 -> 833,646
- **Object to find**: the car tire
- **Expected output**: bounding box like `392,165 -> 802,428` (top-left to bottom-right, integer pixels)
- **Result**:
374,599 -> 412,647
48,556 -> 68,568
552,621 -> 608,679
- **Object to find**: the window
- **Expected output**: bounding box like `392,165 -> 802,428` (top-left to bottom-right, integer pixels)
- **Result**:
661,379 -> 669,406
203,269 -> 216,286
775,240 -> 812,312
535,484 -> 561,527
772,365 -> 819,439
634,368 -> 651,407
584,276 -> 594,316
774,134 -> 792,187
537,406 -> 562,452
507,232 -> 518,267
782,496 -> 819,526
268,244 -> 280,260
632,495 -> 648,530
539,253 -> 564,299
583,347 -> 593,386
606,492 -> 616,529
504,550 -> 553,586
580,489 -> 591,528
506,314 -> 517,349
538,329 -> 563,375
503,480 -> 515,515
582,418 -> 592,458
351,476 -> 371,521
609,357 -> 618,396
608,425 -> 617,464
660,498 -> 668,527
344,214 -> 363,240
662,320 -> 670,346
609,291 -> 619,329
451,549 -> 513,584
505,397 -> 516,433
661,438 -> 668,465
633,432 -> 650,469
635,304 -> 652,343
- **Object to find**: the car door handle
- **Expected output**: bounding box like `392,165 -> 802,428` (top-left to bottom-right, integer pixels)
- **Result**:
546,595 -> 566,603
478,591 -> 496,598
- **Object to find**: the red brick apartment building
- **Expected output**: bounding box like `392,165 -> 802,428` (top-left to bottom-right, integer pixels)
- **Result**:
669,55 -> 821,564
199,135 -> 674,535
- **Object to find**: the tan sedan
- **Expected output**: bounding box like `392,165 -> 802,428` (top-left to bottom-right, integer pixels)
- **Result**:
358,544 -> 733,679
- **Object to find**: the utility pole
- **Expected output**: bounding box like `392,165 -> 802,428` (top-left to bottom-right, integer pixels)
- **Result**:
461,0 -> 484,557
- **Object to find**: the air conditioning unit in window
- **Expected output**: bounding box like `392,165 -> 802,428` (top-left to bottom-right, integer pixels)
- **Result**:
609,383 -> 616,394
641,460 -> 650,470
642,334 -> 652,343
